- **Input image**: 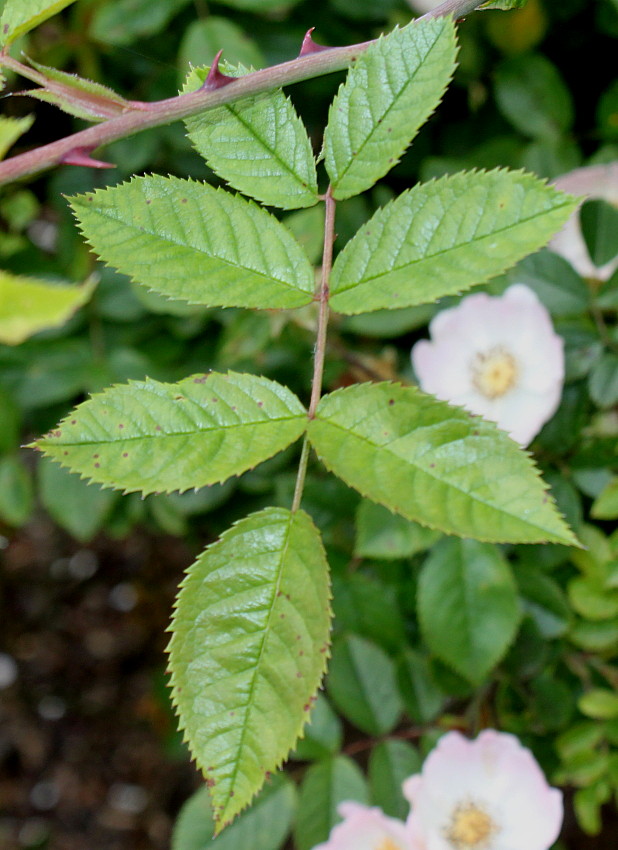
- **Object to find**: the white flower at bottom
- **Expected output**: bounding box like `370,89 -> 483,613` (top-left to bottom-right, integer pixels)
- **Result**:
404,730 -> 563,850
411,284 -> 564,446
312,802 -> 422,850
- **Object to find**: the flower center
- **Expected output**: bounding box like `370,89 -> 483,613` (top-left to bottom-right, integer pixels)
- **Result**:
446,802 -> 497,849
471,347 -> 518,399
376,840 -> 402,850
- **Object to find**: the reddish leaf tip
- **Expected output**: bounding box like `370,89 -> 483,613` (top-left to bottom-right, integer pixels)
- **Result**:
299,28 -> 330,57
60,146 -> 115,170
200,50 -> 235,90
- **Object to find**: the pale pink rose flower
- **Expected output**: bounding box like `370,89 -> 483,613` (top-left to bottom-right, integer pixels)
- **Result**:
404,730 -> 563,850
313,802 -> 424,850
411,284 -> 564,446
550,162 -> 618,281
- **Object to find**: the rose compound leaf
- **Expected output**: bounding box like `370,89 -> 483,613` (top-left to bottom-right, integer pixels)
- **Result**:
294,756 -> 369,850
324,18 -> 457,200
307,382 -> 579,545
168,507 -> 331,829
418,538 -> 522,684
171,773 -> 296,850
183,68 -> 318,210
0,272 -> 96,345
326,635 -> 402,736
69,176 -> 315,310
329,169 -> 578,314
0,0 -> 78,46
35,372 -> 307,496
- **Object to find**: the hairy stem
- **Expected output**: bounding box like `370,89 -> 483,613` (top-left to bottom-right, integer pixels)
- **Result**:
0,0 -> 484,186
291,187 -> 337,513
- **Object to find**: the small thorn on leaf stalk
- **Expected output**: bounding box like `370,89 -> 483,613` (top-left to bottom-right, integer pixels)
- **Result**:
299,28 -> 330,57
199,51 -> 236,91
60,146 -> 115,170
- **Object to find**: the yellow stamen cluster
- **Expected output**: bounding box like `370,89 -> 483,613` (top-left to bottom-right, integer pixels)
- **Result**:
471,347 -> 518,399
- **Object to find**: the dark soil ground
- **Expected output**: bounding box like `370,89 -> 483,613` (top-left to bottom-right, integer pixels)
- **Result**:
1,517 -> 616,850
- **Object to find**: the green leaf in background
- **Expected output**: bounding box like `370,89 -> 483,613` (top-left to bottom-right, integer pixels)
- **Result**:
578,690 -> 618,720
332,574 -> 407,654
506,248 -> 589,316
329,170 -> 578,314
0,455 -> 33,526
0,115 -> 34,160
0,385 -> 20,454
171,773 -> 296,850
588,352 -> 618,409
354,499 -> 441,559
569,576 -> 618,621
580,199 -> 618,268
396,649 -> 446,723
69,176 -> 315,310
214,0 -> 302,10
183,67 -> 318,210
36,372 -> 306,496
514,564 -> 572,638
38,456 -> 118,541
479,0 -> 528,9
418,538 -> 522,683
294,756 -> 369,850
89,0 -> 191,46
591,477 -> 618,520
494,54 -> 574,140
0,272 -> 95,345
327,634 -> 402,735
324,18 -> 457,200
368,739 -> 421,820
0,0 -> 77,45
307,382 -> 578,545
292,693 -> 342,761
168,507 -> 331,828
179,17 -> 264,74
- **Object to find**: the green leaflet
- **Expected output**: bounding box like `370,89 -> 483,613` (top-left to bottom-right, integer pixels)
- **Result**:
0,116 -> 35,160
418,538 -> 521,684
330,169 -> 578,314
0,272 -> 96,345
307,382 -> 579,545
69,176 -> 315,310
324,18 -> 457,200
479,0 -> 528,10
184,67 -> 318,210
0,0 -> 78,45
168,507 -> 331,828
35,372 -> 307,495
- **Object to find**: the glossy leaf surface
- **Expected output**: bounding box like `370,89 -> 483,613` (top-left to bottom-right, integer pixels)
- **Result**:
330,169 -> 577,314
307,382 -> 578,545
168,507 -> 331,827
36,372 -> 306,495
324,18 -> 457,200
69,176 -> 315,310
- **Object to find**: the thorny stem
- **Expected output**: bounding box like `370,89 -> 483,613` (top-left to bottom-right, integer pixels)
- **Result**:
291,187 -> 337,513
0,0 -> 484,186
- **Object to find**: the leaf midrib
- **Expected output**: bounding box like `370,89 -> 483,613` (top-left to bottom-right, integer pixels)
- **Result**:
332,194 -> 574,295
312,416 -> 561,539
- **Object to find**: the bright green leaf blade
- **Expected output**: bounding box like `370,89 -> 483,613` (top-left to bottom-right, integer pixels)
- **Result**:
418,538 -> 522,683
168,507 -> 331,828
69,176 -> 315,310
330,169 -> 578,314
479,0 -> 528,9
35,372 -> 307,496
294,756 -> 369,850
183,67 -> 319,210
324,18 -> 457,200
171,773 -> 296,850
578,689 -> 618,721
591,477 -> 618,520
0,115 -> 34,160
368,739 -> 421,820
0,272 -> 95,345
0,0 -> 77,45
327,634 -> 402,736
307,382 -> 578,545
